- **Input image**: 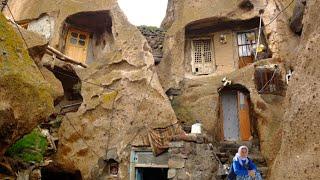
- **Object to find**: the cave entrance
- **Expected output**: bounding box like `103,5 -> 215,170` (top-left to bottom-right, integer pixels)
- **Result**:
129,148 -> 169,180
219,85 -> 252,141
135,168 -> 168,180
50,66 -> 83,114
40,165 -> 82,180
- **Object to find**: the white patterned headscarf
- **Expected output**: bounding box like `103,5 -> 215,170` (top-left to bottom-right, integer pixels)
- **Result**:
233,145 -> 249,166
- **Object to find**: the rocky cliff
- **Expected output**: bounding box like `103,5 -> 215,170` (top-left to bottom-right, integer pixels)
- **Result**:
270,0 -> 320,179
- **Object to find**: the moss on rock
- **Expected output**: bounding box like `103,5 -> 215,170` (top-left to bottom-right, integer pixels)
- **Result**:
6,129 -> 48,163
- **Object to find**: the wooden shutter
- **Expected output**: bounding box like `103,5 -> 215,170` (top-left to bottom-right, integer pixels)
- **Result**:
192,39 -> 214,75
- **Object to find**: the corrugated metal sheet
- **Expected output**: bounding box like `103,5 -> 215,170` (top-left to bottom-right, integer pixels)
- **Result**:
221,91 -> 240,141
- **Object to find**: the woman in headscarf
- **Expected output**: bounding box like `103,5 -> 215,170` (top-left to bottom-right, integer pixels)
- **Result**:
232,146 -> 262,180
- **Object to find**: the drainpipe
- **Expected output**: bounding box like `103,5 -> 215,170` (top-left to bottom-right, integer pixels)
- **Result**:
254,9 -> 264,61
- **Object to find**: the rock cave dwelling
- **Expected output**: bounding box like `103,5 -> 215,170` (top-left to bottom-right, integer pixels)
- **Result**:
0,0 -> 319,180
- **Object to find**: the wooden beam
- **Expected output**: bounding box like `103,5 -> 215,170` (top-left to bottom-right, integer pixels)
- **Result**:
134,164 -> 169,168
46,46 -> 88,68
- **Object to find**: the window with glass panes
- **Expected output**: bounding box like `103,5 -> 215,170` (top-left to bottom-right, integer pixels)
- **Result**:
237,31 -> 256,57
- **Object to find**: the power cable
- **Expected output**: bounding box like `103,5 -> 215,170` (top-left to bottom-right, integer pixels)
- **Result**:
51,68 -> 118,91
244,0 -> 295,32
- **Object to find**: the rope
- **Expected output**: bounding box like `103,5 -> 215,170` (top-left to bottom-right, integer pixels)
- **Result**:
51,68 -> 118,91
4,3 -> 29,49
243,0 -> 295,32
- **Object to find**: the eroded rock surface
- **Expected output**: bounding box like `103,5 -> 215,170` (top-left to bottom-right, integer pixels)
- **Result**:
55,5 -> 178,179
0,14 -> 54,155
270,0 -> 320,179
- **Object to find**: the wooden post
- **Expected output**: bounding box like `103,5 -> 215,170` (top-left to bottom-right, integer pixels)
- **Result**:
46,46 -> 88,68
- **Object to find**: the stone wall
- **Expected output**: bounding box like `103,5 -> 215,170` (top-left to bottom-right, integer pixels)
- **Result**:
168,134 -> 219,180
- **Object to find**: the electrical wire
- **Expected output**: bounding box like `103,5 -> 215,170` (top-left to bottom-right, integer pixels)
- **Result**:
263,0 -> 295,28
4,2 -> 29,49
51,68 -> 118,91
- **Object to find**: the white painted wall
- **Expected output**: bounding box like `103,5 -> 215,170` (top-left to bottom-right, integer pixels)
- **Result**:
27,15 -> 54,40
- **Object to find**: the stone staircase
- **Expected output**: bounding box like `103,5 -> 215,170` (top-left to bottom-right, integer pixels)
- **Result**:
215,141 -> 269,179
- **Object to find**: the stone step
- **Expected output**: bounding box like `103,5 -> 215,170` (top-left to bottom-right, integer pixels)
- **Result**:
258,166 -> 268,178
219,141 -> 253,149
219,147 -> 238,155
248,154 -> 267,165
215,152 -> 228,158
220,157 -> 229,163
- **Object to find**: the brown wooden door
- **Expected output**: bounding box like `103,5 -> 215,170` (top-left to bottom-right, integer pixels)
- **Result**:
65,28 -> 89,63
238,91 -> 251,141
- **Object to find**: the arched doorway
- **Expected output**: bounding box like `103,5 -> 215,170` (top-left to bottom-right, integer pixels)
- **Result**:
219,85 -> 252,141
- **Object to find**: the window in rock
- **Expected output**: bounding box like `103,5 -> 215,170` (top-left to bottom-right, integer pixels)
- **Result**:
61,11 -> 113,64
237,31 -> 256,68
191,39 -> 214,75
108,159 -> 119,176
255,67 -> 283,95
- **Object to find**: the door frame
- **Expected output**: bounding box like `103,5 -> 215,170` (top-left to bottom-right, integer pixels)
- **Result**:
129,148 -> 169,180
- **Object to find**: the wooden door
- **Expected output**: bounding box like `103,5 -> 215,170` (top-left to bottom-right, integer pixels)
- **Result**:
192,39 -> 214,75
238,91 -> 251,141
65,28 -> 89,63
221,91 -> 240,141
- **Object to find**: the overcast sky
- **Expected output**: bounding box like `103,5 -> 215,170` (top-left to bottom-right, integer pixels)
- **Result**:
118,0 -> 168,27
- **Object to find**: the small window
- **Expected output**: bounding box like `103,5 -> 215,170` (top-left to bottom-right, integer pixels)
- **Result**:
193,40 -> 203,63
107,159 -> 119,176
79,34 -> 87,40
69,37 -> 77,44
255,67 -> 284,95
78,40 -> 86,46
71,32 -> 78,38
